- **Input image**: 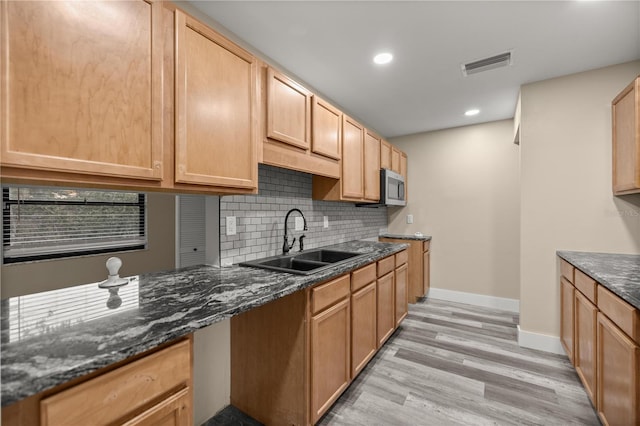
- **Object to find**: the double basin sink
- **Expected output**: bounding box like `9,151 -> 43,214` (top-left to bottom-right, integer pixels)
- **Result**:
239,248 -> 365,275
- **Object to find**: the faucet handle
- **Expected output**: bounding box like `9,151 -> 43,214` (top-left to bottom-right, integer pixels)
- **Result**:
299,235 -> 306,251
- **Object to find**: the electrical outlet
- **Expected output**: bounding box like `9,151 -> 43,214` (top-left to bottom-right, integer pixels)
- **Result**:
407,214 -> 413,224
295,216 -> 304,231
226,216 -> 236,236
323,216 -> 329,228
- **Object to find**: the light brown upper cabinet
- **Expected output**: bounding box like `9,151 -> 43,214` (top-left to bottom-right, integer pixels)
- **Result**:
341,116 -> 365,199
363,130 -> 381,201
612,75 -> 640,195
312,96 -> 342,160
380,140 -> 392,170
313,120 -> 385,203
266,68 -> 312,150
400,151 -> 408,202
261,67 -> 340,178
174,10 -> 258,191
391,146 -> 402,174
1,0 -> 164,182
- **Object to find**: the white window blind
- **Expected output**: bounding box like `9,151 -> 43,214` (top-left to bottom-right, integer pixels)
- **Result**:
2,187 -> 146,263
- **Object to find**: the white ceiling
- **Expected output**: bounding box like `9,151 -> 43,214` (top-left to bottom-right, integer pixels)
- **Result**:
185,1 -> 640,138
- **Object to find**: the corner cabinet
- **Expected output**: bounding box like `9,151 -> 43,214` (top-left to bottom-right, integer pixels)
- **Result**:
379,237 -> 430,303
612,75 -> 640,195
174,10 -> 258,191
231,254 -> 408,425
3,338 -> 193,426
1,0 -> 164,182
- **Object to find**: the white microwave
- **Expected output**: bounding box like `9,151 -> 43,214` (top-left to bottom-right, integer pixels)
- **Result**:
357,169 -> 406,207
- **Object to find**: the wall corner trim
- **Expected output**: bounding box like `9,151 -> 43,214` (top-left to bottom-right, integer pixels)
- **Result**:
428,288 -> 520,313
517,325 -> 565,355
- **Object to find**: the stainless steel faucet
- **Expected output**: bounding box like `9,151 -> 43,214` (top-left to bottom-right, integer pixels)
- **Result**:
283,208 -> 307,254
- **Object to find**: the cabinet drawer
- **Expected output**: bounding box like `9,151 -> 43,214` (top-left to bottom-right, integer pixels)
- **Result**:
598,285 -> 640,343
377,256 -> 395,277
395,250 -> 408,267
575,269 -> 597,303
40,339 -> 191,426
311,274 -> 350,314
352,263 -> 376,292
560,259 -> 574,283
423,240 -> 430,252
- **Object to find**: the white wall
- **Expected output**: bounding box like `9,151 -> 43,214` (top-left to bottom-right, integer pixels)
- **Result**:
193,321 -> 230,425
519,60 -> 640,340
389,119 -> 521,301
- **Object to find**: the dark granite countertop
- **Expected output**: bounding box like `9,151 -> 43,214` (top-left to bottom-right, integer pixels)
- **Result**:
379,233 -> 432,241
557,251 -> 640,310
1,240 -> 407,407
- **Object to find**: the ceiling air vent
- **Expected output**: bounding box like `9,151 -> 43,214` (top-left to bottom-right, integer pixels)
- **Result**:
462,51 -> 512,76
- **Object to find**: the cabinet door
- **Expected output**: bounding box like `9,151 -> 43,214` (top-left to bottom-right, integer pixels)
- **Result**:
341,116 -> 364,199
400,152 -> 408,202
1,0 -> 164,180
612,77 -> 640,194
395,263 -> 409,326
423,248 -> 430,297
363,130 -> 381,201
575,290 -> 597,404
175,11 -> 258,189
123,388 -> 191,426
310,298 -> 350,424
560,277 -> 575,364
351,282 -> 377,377
40,339 -> 191,426
267,68 -> 312,150
597,312 -> 640,426
312,96 -> 341,160
391,146 -> 402,173
377,271 -> 395,347
380,140 -> 392,170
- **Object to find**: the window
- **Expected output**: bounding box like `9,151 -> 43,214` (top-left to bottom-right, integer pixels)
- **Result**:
2,187 -> 146,264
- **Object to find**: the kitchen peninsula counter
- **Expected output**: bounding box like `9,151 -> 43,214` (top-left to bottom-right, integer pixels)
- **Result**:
1,240 -> 407,407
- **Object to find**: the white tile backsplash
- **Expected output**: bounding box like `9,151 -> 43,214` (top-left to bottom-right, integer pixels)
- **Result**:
220,164 -> 388,265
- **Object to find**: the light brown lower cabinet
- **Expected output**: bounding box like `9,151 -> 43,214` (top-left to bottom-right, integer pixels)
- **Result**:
351,266 -> 378,377
376,268 -> 395,347
559,256 -> 640,425
231,255 -> 408,425
596,312 -> 639,426
574,290 -> 597,404
423,241 -> 431,297
310,297 -> 351,423
379,237 -> 430,303
395,251 -> 409,326
3,338 -> 193,426
560,276 -> 575,364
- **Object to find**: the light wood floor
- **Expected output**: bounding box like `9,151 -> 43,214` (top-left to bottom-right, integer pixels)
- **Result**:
317,297 -> 600,426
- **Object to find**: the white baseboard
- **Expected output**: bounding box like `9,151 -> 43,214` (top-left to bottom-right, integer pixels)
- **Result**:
517,325 -> 566,355
428,287 -> 520,313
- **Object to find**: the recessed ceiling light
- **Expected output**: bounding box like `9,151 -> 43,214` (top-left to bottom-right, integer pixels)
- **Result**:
373,53 -> 393,65
465,109 -> 480,116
